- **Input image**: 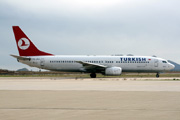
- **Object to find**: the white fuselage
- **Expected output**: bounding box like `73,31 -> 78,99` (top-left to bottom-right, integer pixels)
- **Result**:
19,55 -> 174,73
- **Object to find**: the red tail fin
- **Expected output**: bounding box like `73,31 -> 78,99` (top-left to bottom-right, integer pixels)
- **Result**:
12,26 -> 53,56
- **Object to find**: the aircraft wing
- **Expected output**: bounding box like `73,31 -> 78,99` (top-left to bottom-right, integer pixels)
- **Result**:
10,54 -> 31,61
76,61 -> 107,72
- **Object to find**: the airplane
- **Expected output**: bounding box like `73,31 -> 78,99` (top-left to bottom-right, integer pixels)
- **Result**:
11,26 -> 175,78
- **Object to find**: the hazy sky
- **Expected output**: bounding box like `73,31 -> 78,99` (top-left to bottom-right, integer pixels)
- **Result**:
0,0 -> 180,70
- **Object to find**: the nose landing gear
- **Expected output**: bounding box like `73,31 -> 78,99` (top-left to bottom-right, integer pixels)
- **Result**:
156,73 -> 159,78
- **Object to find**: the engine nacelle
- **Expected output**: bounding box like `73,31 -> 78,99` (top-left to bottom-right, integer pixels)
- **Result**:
105,67 -> 122,76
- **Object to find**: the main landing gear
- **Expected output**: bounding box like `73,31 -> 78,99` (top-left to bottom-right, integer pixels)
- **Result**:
156,73 -> 159,78
90,73 -> 96,78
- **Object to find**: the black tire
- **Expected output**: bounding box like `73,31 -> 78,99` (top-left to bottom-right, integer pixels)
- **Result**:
90,73 -> 96,78
156,73 -> 159,78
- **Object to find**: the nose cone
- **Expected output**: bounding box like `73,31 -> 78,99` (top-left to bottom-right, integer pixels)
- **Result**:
169,63 -> 175,70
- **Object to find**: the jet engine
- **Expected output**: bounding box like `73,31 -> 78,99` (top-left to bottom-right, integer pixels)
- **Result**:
105,67 -> 122,76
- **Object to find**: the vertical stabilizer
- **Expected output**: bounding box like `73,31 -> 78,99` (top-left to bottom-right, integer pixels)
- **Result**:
12,26 -> 53,56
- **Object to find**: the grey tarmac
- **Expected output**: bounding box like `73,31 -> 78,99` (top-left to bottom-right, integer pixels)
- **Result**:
0,77 -> 180,120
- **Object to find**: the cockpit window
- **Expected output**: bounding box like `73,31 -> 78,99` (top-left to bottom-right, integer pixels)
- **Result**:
162,61 -> 167,63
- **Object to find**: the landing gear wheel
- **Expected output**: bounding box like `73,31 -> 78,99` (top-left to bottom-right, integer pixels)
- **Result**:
90,73 -> 96,78
156,73 -> 159,78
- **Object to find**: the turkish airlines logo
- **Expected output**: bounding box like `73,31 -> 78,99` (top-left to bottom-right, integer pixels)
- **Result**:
18,38 -> 30,50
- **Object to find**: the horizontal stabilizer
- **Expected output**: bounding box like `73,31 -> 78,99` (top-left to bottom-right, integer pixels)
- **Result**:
10,54 -> 31,61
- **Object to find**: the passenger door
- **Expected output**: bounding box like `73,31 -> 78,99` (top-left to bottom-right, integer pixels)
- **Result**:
40,58 -> 45,67
154,59 -> 159,67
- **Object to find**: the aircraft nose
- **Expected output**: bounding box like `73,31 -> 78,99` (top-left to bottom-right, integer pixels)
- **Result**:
169,63 -> 175,70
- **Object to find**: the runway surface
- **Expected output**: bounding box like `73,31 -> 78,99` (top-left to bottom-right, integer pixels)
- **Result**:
0,77 -> 180,120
